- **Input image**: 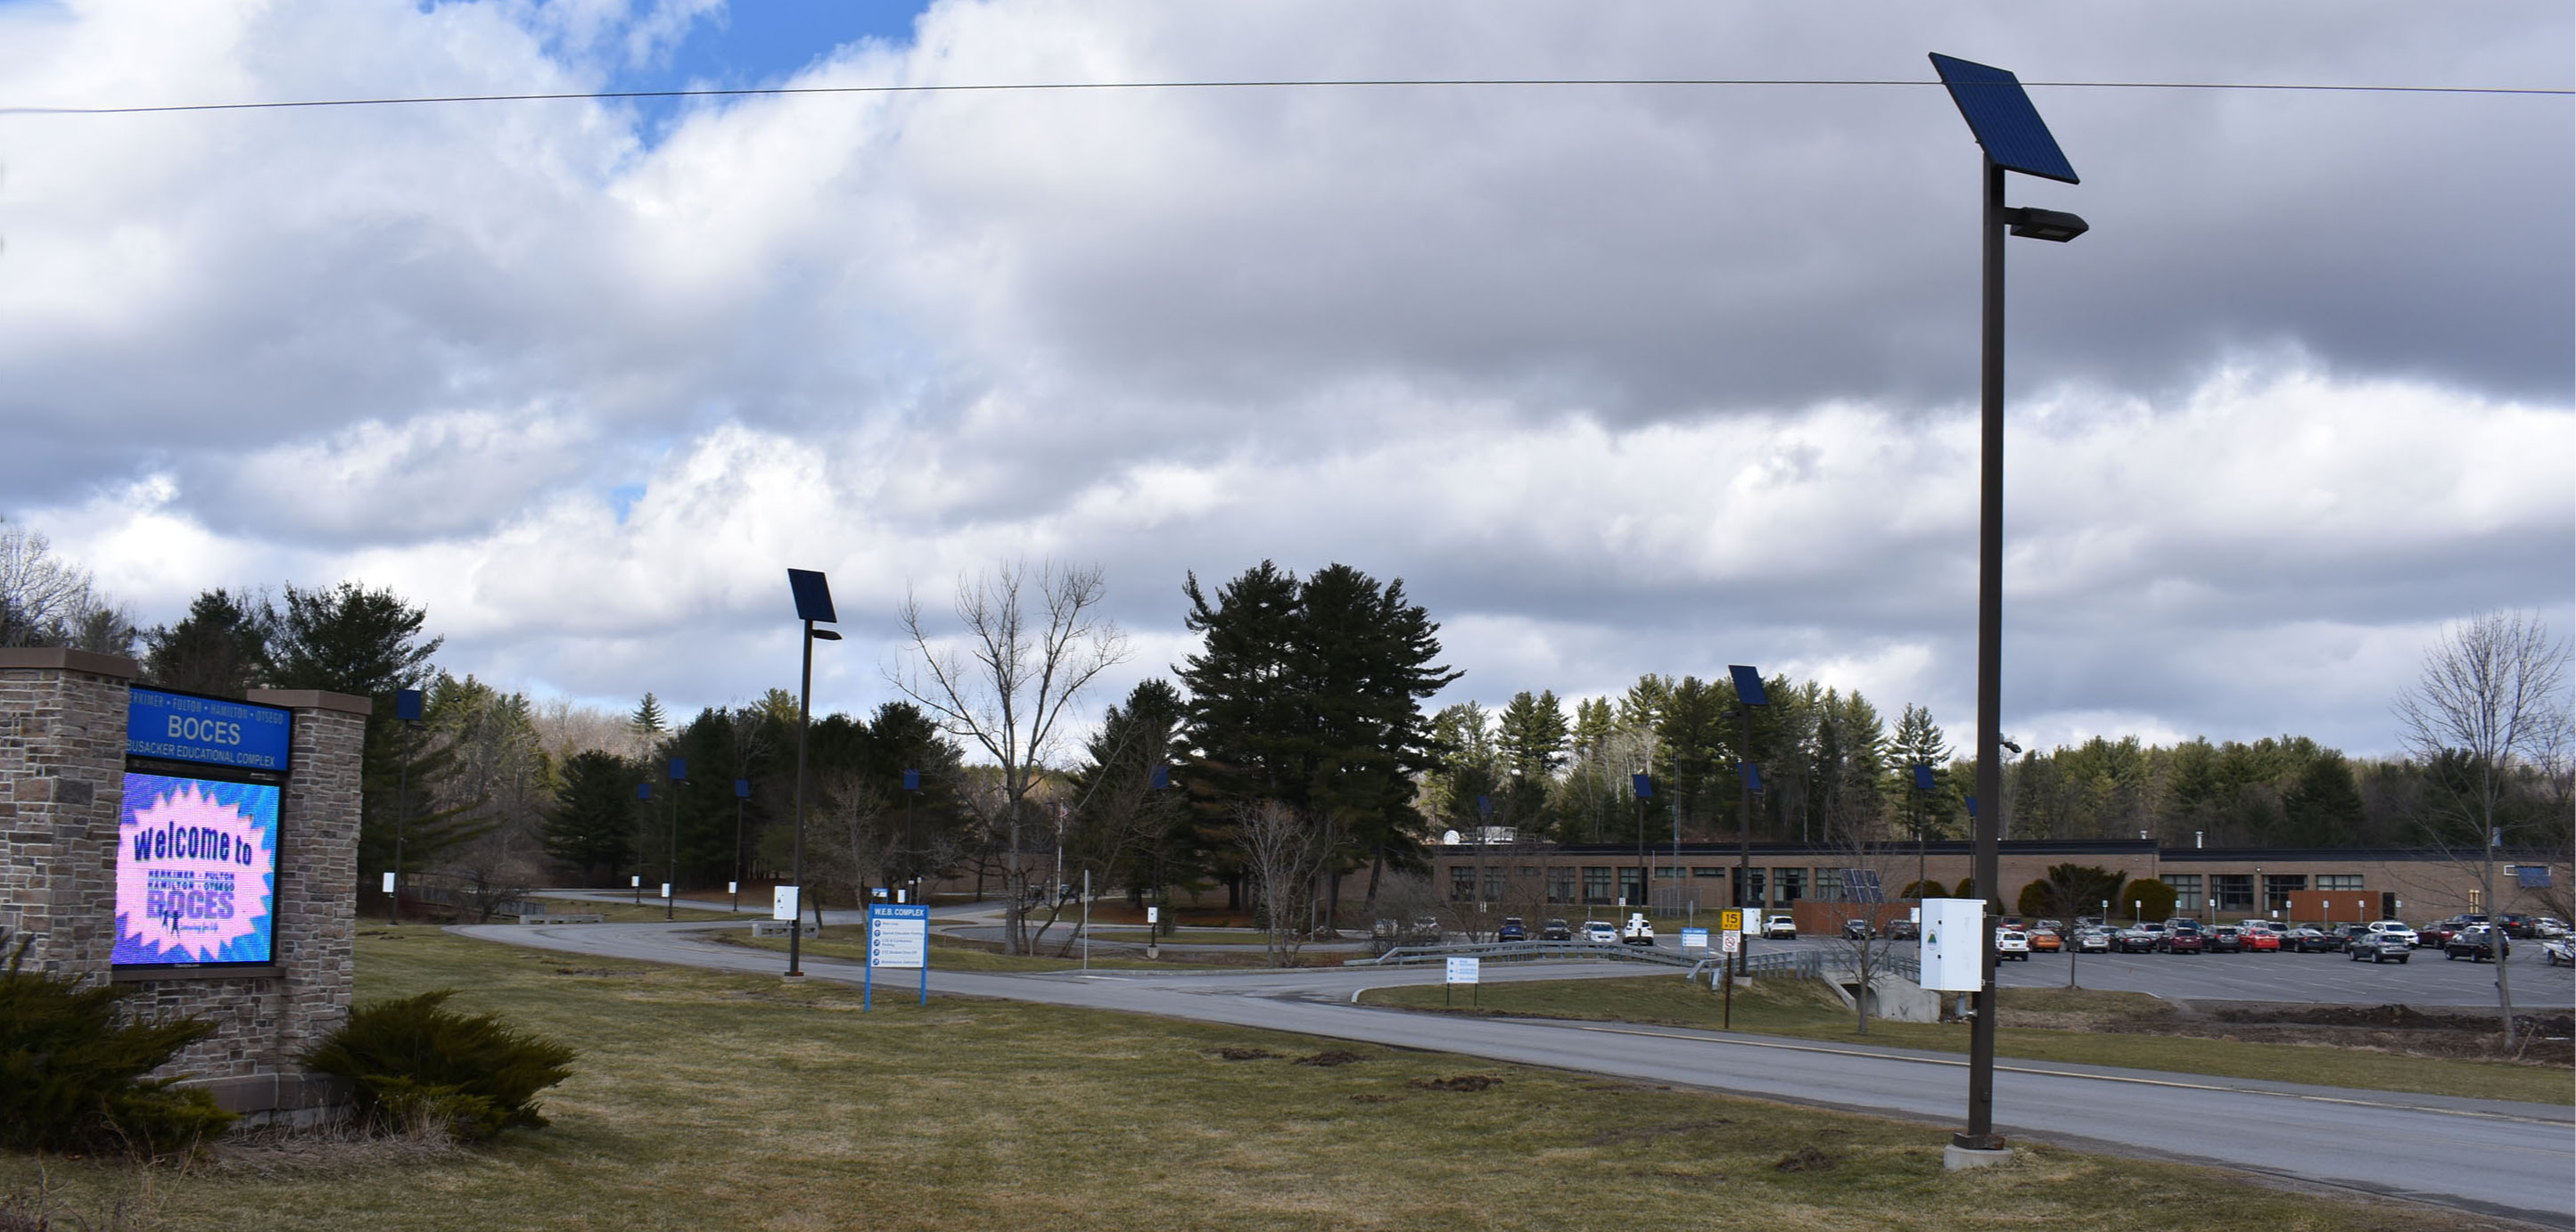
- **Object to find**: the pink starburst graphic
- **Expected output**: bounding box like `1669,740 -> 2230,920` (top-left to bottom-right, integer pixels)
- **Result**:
115,777 -> 275,965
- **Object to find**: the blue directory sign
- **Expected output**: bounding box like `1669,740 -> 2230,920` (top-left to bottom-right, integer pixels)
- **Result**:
127,688 -> 292,773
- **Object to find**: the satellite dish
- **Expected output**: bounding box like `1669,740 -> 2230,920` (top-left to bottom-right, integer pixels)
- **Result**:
1441,829 -> 1461,846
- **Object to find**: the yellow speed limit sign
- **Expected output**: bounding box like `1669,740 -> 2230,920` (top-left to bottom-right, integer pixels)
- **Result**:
1719,909 -> 1742,932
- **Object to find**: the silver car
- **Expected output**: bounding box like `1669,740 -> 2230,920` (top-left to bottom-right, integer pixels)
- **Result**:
2348,932 -> 2412,964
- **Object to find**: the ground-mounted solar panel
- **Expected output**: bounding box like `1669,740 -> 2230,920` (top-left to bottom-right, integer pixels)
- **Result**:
1930,53 -> 2078,185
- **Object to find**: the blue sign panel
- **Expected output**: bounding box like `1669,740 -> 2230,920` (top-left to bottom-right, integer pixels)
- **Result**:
127,688 -> 292,773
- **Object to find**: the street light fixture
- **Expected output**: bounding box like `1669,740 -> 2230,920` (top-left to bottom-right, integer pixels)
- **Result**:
785,567 -> 841,980
1930,51 -> 2088,1168
1729,664 -> 1768,978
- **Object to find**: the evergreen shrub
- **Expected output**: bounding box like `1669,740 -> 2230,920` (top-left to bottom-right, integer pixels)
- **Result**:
0,935 -> 236,1155
301,990 -> 574,1142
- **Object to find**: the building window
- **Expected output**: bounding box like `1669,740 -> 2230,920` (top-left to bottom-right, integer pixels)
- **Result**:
1450,867 -> 1474,902
1617,867 -> 1645,905
1816,868 -> 1845,902
2166,875 -> 2202,906
1779,868 -> 1806,904
1583,867 -> 1614,905
1732,867 -> 1767,908
2212,875 -> 2254,913
1483,870 -> 1507,903
2317,875 -> 2363,892
2261,875 -> 2305,914
1548,868 -> 1577,905
1691,867 -> 1727,878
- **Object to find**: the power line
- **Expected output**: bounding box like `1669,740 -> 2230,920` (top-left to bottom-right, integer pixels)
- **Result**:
2,76 -> 2567,117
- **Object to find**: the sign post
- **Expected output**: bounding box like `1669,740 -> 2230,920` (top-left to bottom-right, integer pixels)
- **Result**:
1444,955 -> 1480,1007
1718,909 -> 1744,1028
1147,905 -> 1161,959
866,903 -> 930,1010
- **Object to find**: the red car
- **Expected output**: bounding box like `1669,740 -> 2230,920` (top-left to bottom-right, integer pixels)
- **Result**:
2243,929 -> 2281,953
2162,928 -> 2207,954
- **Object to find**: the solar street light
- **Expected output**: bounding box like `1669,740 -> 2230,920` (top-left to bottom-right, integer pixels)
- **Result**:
785,567 -> 839,979
1728,665 -> 1769,978
1929,50 -> 2087,1166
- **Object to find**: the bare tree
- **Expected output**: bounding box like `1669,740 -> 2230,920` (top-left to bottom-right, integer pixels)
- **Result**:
1815,809 -> 1908,1033
893,561 -> 1128,954
0,520 -> 132,652
1238,800 -> 1340,967
2395,611 -> 2572,1047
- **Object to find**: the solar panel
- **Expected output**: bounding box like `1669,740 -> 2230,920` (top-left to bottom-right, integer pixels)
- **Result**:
1728,665 -> 1769,707
1930,53 -> 2078,185
2518,865 -> 2555,889
786,567 -> 837,623
1844,869 -> 1885,903
1739,761 -> 1763,793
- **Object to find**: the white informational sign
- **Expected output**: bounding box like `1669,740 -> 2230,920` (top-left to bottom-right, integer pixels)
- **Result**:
772,885 -> 800,922
1680,927 -> 1709,951
381,871 -> 395,894
728,881 -> 738,894
1909,906 -> 1922,924
1444,956 -> 1481,985
1919,898 -> 1986,990
868,904 -> 930,969
1720,930 -> 1742,955
1147,907 -> 1161,924
660,883 -> 671,899
630,875 -> 641,887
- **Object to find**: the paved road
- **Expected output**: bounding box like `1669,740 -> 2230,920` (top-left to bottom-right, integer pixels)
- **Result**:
456,920 -> 2574,1224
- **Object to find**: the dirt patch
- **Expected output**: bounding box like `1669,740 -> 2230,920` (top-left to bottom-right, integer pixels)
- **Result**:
1589,1118 -> 1733,1147
552,967 -> 643,977
1997,998 -> 2576,1067
1346,1093 -> 1395,1104
1294,1050 -> 1366,1067
1206,1047 -> 1280,1062
1409,1074 -> 1503,1092
1773,1146 -> 1836,1172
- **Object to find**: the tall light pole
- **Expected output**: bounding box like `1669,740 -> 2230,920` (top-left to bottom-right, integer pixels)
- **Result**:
632,781 -> 650,906
389,687 -> 422,926
1930,52 -> 2087,1167
786,568 -> 841,980
902,768 -> 920,905
732,778 -> 750,913
1729,664 -> 1769,979
1911,762 -> 1936,903
664,757 -> 687,920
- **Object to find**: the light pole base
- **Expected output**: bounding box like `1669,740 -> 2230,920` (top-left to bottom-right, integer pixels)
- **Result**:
780,973 -> 808,984
1944,1140 -> 2012,1170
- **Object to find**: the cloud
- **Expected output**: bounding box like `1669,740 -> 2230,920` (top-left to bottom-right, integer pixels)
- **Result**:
2,0 -> 2567,763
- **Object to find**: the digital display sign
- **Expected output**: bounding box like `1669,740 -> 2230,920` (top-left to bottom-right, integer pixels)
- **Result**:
127,687 -> 292,773
113,772 -> 280,967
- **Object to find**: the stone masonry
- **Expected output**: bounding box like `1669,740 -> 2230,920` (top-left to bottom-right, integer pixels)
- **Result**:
0,649 -> 368,1117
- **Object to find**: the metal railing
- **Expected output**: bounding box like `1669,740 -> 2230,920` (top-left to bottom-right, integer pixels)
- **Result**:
1687,948 -> 1921,985
1349,940 -> 1698,968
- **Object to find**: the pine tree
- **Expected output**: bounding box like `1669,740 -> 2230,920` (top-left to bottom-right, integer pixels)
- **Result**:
143,587 -> 274,698
266,581 -> 456,881
1497,690 -> 1569,782
545,751 -> 641,882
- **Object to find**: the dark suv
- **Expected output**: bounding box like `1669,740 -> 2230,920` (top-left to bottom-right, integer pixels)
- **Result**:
1495,916 -> 1529,942
1539,918 -> 1573,941
2445,926 -> 2511,963
2207,926 -> 2243,954
2160,924 -> 2207,954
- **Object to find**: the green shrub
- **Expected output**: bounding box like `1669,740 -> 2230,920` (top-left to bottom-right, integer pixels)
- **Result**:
302,990 -> 574,1142
1897,880 -> 1946,901
2127,877 -> 2179,922
2015,880 -> 2053,919
0,934 -> 237,1155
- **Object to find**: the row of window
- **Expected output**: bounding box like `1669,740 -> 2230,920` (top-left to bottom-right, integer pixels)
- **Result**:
1449,866 -> 2374,909
2162,873 -> 2365,913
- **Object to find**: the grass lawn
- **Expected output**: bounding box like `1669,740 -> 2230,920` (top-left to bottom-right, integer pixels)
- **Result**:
1359,976 -> 2572,1105
4,931 -> 2521,1232
709,925 -> 1222,973
516,900 -> 744,924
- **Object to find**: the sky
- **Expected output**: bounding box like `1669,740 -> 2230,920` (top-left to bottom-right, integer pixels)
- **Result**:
1,0 -> 2568,760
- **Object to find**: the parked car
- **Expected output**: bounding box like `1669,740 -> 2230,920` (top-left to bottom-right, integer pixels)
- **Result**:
1495,916 -> 1529,942
1539,918 -> 1573,941
2532,916 -> 2570,939
2032,919 -> 2064,936
1995,929 -> 2031,961
1621,913 -> 1657,947
2074,927 -> 2113,954
1763,914 -> 1798,940
1582,920 -> 1619,944
2029,928 -> 2063,952
2242,928 -> 2281,953
2363,921 -> 2419,949
2207,926 -> 2244,954
2543,938 -> 2575,967
1885,919 -> 1921,941
2415,920 -> 2463,950
2160,924 -> 2207,954
2329,924 -> 2374,950
1841,918 -> 1873,940
2281,926 -> 2333,953
2349,932 -> 2412,964
2111,926 -> 2159,954
2444,926 -> 2510,963
2497,913 -> 2543,939
1413,916 -> 1446,943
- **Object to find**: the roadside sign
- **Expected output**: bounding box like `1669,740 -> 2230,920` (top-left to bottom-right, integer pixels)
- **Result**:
1147,907 -> 1160,924
728,881 -> 738,894
660,883 -> 671,899
1444,956 -> 1481,985
1720,909 -> 1743,933
1681,928 -> 1709,951
863,904 -> 932,1010
381,872 -> 395,894
772,885 -> 799,922
1720,930 -> 1742,954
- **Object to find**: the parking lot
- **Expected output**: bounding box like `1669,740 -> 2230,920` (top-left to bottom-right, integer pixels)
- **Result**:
1723,934 -> 2576,1006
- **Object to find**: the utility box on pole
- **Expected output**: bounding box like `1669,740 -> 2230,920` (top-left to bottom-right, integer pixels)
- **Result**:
1918,897 -> 1986,991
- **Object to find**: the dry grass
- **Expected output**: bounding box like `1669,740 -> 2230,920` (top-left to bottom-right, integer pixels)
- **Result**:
0,933 -> 2532,1232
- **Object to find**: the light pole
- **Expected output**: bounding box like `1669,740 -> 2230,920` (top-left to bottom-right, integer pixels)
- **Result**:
1729,664 -> 1769,979
633,781 -> 650,906
1930,51 -> 2087,1167
389,687 -> 422,926
1629,772 -> 1652,915
732,778 -> 750,912
1911,762 -> 1936,902
901,768 -> 920,905
664,757 -> 687,920
786,568 -> 842,980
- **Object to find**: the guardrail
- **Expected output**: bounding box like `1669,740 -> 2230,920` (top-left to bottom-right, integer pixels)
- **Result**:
1348,940 -> 1698,968
1687,948 -> 1922,985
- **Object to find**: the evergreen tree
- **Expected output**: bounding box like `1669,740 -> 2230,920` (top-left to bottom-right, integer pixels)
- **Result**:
1497,690 -> 1569,782
2280,752 -> 2366,847
545,751 -> 640,881
1889,703 -> 1957,842
143,587 -> 274,698
266,581 -> 458,882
